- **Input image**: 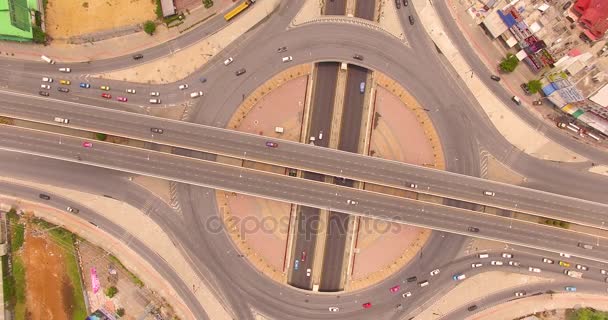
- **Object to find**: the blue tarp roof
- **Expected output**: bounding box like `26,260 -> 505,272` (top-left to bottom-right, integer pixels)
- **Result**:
542,84 -> 557,96
498,10 -> 517,28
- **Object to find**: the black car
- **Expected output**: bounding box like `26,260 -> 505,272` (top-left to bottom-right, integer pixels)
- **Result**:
39,194 -> 51,200
39,91 -> 49,96
468,305 -> 478,311
403,0 -> 408,6
199,77 -> 207,83
407,276 -> 417,282
277,46 -> 287,53
353,54 -> 364,60
133,54 -> 144,60
395,0 -> 401,9
57,87 -> 69,93
490,75 -> 501,81
150,127 -> 164,134
409,16 -> 415,25
468,227 -> 479,233
235,68 -> 246,76
520,83 -> 530,93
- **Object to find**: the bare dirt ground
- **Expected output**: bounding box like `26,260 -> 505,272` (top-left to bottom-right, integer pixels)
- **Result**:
216,67 -> 310,281
45,0 -> 156,39
22,223 -> 72,319
348,84 -> 437,288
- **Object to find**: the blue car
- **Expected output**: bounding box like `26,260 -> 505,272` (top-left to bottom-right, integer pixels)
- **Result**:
565,286 -> 576,292
294,259 -> 300,271
79,83 -> 91,88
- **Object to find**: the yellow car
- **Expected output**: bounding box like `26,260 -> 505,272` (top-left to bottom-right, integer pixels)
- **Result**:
100,85 -> 110,91
559,261 -> 570,267
59,79 -> 71,85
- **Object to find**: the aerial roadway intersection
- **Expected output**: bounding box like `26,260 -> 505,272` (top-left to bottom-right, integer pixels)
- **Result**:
0,0 -> 607,319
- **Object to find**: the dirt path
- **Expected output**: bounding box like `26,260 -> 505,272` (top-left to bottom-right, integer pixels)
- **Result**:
22,224 -> 74,319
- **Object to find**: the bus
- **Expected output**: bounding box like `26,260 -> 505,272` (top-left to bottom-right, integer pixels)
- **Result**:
224,0 -> 255,21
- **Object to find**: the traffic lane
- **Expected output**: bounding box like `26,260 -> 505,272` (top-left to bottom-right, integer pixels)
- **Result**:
289,206 -> 319,290
3,93 -> 606,231
338,65 -> 367,153
2,126 -> 608,263
319,211 -> 349,291
309,62 -> 339,148
0,180 -> 208,319
324,0 -> 346,15
354,0 -> 375,20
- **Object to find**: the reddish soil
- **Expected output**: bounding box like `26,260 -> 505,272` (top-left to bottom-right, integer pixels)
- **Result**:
22,225 -> 74,319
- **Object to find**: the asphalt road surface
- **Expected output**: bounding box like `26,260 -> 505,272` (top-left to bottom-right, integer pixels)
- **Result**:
1,91 -> 607,230
3,125 -> 608,264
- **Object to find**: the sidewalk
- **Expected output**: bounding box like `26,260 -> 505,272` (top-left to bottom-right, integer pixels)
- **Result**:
412,0 -> 585,163
414,271 -> 551,320
0,0 -> 231,63
0,176 -> 233,320
471,293 -> 608,320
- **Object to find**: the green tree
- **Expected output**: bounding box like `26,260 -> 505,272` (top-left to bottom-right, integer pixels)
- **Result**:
32,26 -> 46,44
527,79 -> 542,94
116,308 -> 125,317
95,133 -> 107,141
105,286 -> 118,298
499,53 -> 519,73
144,21 -> 156,35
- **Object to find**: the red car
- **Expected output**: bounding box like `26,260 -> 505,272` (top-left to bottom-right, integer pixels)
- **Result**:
390,285 -> 400,293
82,141 -> 93,148
265,141 -> 278,148
117,96 -> 127,102
362,302 -> 372,309
101,93 -> 111,99
301,251 -> 306,262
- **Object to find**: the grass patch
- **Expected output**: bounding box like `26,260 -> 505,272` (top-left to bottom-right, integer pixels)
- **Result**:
31,218 -> 87,319
13,256 -> 26,320
9,214 -> 24,252
543,218 -> 570,229
109,254 -> 145,288
2,255 -> 14,307
155,0 -> 163,19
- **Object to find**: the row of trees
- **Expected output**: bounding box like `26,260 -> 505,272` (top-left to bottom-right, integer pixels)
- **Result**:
498,53 -> 542,94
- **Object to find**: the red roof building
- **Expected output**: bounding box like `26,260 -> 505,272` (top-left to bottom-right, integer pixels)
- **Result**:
572,0 -> 608,39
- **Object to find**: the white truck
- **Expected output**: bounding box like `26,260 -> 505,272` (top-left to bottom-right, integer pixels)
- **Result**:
565,270 -> 583,279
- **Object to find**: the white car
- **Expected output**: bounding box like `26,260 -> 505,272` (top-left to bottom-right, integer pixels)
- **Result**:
346,199 -> 358,205
149,92 -> 160,96
306,268 -> 311,277
471,263 -> 482,268
42,77 -> 53,82
409,183 -> 418,189
190,91 -> 204,98
58,67 -> 71,73
542,258 -> 554,264
430,269 -> 440,276
282,56 -> 293,62
601,269 -> 607,275
529,267 -> 541,273
40,84 -> 51,89
560,253 -> 572,258
178,84 -> 189,90
53,117 -> 69,124
223,57 -> 234,65
515,291 -> 526,297
483,190 -> 495,196
501,253 -> 513,258
402,292 -> 412,298
508,261 -> 520,266
328,307 -> 339,312
490,261 -> 503,266
126,88 -> 136,94
576,264 -> 589,271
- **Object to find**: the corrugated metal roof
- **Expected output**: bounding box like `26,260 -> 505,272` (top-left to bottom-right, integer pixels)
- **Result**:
590,83 -> 608,107
161,0 -> 175,17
